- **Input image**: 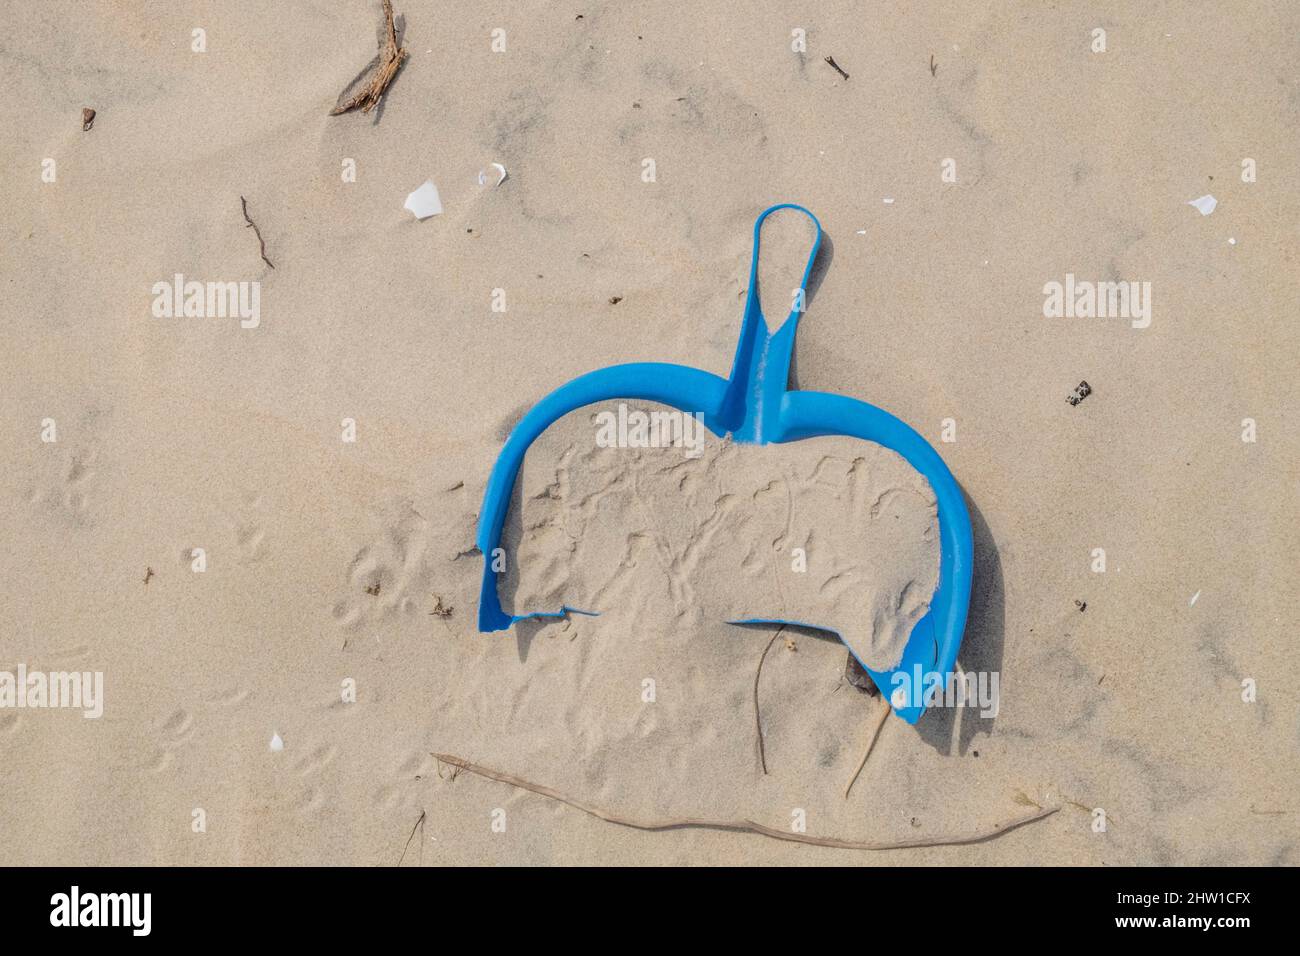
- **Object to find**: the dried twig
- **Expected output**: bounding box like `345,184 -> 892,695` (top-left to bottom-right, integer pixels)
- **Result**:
824,55 -> 850,81
331,0 -> 408,115
431,752 -> 1060,851
240,196 -> 274,270
753,627 -> 784,775
397,809 -> 425,866
930,54 -> 937,77
843,695 -> 892,798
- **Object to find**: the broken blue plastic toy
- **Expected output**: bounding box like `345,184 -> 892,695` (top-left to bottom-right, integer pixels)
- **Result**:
476,204 -> 973,723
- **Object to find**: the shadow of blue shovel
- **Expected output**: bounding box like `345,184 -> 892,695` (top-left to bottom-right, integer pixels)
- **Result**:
476,204 -> 974,725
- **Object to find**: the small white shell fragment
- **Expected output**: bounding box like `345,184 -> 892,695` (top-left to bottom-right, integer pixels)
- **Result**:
270,732 -> 284,752
404,180 -> 443,219
856,229 -> 867,235
1189,590 -> 1201,606
882,197 -> 895,204
1228,237 -> 1236,245
1187,194 -> 1217,216
477,162 -> 508,188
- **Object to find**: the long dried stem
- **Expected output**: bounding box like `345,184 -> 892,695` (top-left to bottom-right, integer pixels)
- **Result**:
431,752 -> 1060,851
843,694 -> 892,799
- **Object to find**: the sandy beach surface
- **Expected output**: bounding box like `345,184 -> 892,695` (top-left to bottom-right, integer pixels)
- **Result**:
1,1 -> 1297,865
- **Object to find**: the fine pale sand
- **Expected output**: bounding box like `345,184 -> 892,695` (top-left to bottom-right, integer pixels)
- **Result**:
1,1 -> 1297,864
508,417 -> 940,673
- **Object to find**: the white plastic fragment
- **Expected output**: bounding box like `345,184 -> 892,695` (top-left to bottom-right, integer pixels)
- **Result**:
1228,237 -> 1237,245
1189,590 -> 1201,607
1187,194 -> 1217,216
477,162 -> 508,188
882,197 -> 895,204
270,732 -> 284,752
404,180 -> 443,219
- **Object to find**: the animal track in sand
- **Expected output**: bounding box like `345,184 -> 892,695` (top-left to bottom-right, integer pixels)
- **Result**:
25,445 -> 99,525
291,742 -> 338,779
203,686 -> 251,708
221,489 -> 267,564
374,752 -> 438,812
293,787 -> 326,814
46,643 -> 91,664
332,501 -> 432,629
128,707 -> 198,776
159,707 -> 195,743
506,405 -> 940,672
267,735 -> 340,817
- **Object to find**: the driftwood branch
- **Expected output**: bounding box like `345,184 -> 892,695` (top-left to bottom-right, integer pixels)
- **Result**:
431,752 -> 1061,851
331,0 -> 407,115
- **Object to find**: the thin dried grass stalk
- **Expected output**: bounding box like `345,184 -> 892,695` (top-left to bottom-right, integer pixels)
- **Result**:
431,752 -> 1061,851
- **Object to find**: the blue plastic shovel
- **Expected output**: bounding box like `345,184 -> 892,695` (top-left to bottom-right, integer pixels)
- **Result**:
475,204 -> 973,723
